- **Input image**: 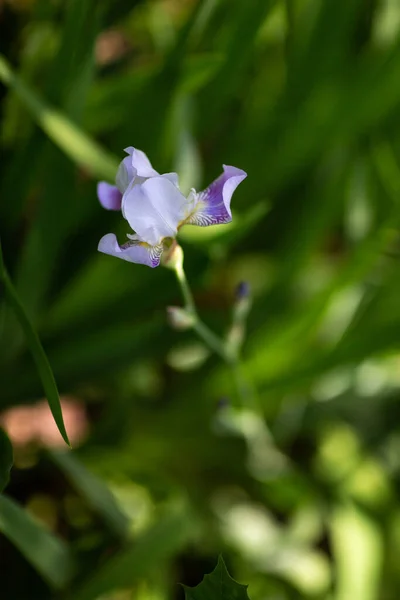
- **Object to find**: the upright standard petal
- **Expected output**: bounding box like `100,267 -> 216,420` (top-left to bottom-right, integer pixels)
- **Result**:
122,176 -> 189,246
98,233 -> 163,268
116,153 -> 135,193
97,182 -> 122,211
187,165 -> 247,226
127,147 -> 159,178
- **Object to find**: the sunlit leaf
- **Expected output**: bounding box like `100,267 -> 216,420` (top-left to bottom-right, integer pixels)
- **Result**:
330,502 -> 383,600
0,54 -> 117,180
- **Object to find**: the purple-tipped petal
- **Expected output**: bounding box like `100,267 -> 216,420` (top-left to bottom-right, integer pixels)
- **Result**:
98,233 -> 163,268
97,182 -> 123,211
188,165 -> 247,226
122,176 -> 188,246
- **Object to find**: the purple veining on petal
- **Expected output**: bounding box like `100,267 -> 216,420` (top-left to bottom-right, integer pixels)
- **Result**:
98,233 -> 163,268
187,165 -> 247,227
97,182 -> 123,211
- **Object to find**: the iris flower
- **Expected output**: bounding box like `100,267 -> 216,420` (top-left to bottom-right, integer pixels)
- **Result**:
97,147 -> 247,268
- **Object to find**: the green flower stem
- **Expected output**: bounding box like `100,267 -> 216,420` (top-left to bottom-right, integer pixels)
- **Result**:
172,259 -> 283,476
174,262 -> 196,315
173,263 -> 263,414
173,262 -> 281,469
225,293 -> 257,408
192,320 -> 232,363
174,264 -> 232,362
231,360 -> 259,410
226,295 -> 251,361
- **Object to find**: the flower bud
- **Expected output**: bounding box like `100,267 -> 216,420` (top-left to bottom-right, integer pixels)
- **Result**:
166,306 -> 195,330
217,397 -> 231,410
233,281 -> 252,321
235,281 -> 250,300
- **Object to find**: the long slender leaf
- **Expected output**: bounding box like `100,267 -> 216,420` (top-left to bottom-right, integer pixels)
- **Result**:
72,506 -> 196,600
49,449 -> 129,538
0,54 -> 118,181
0,239 -> 70,445
0,495 -> 74,589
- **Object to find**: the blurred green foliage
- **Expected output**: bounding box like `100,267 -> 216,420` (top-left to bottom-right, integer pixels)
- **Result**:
182,556 -> 250,600
1,0 -> 400,598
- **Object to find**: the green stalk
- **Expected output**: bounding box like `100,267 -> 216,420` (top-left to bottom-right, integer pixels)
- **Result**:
174,264 -> 232,362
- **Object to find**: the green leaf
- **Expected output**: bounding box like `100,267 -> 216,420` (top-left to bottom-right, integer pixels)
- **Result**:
0,239 -> 70,446
0,53 -> 117,181
0,429 -> 13,493
72,506 -> 196,600
49,449 -> 129,539
0,495 -> 74,589
200,0 -> 276,128
183,556 -> 250,600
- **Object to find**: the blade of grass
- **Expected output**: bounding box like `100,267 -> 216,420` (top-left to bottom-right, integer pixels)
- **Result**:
0,494 -> 74,589
199,0 -> 277,128
9,0 -> 106,322
0,238 -> 70,446
49,449 -> 129,539
0,54 -> 118,181
71,505 -> 196,600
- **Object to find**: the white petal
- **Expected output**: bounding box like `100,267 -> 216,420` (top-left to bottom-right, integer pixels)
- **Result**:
128,147 -> 159,178
162,172 -> 179,187
122,176 -> 189,246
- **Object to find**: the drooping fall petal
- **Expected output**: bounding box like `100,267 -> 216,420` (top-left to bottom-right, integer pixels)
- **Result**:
98,233 -> 163,268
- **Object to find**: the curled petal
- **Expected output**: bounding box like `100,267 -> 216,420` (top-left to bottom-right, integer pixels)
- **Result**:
97,182 -> 122,211
98,233 -> 163,268
122,176 -> 189,246
126,146 -> 159,178
187,165 -> 247,226
115,148 -> 180,197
